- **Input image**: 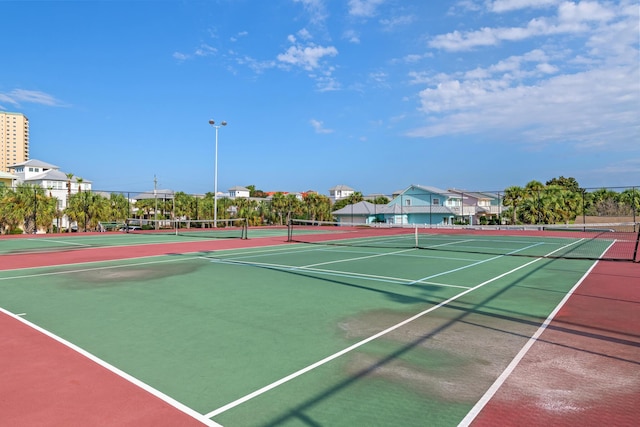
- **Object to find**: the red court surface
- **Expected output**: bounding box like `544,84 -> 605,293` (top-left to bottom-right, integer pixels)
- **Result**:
1,313 -> 210,426
471,260 -> 640,427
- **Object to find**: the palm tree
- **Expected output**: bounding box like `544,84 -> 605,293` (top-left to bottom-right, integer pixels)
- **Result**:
502,186 -> 525,225
270,192 -> 288,225
108,193 -> 130,223
1,184 -> 55,233
65,172 -> 74,232
303,192 -> 332,222
586,188 -> 619,216
619,188 -> 640,219
174,192 -> 196,223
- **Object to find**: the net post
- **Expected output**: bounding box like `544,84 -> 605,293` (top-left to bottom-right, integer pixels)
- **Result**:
242,218 -> 248,240
287,219 -> 293,242
414,225 -> 418,249
633,223 -> 640,263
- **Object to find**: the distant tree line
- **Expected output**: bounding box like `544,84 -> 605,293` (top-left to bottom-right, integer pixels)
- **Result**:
502,177 -> 640,225
0,178 -> 638,233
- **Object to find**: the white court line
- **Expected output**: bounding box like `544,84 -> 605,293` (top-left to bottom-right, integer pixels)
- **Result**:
204,238 -> 584,420
0,307 -> 221,427
408,241 -> 546,285
300,248 -> 416,268
457,239 -> 609,427
209,258 -> 470,290
0,256 -> 203,281
27,238 -> 92,247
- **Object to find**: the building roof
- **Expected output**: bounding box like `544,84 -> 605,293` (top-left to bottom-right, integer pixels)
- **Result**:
229,186 -> 250,191
411,184 -> 458,197
0,171 -> 18,179
134,189 -> 175,199
332,202 -> 455,216
329,184 -> 354,191
332,201 -> 379,215
448,188 -> 498,200
21,168 -> 91,184
10,159 -> 59,169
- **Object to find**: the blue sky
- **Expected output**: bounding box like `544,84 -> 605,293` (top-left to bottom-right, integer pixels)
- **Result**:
2,0 -> 638,196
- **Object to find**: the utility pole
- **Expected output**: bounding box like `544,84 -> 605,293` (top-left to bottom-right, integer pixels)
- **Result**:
154,175 -> 158,230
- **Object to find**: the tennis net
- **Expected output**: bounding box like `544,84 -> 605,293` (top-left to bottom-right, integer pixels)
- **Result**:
287,219 -> 640,262
124,218 -> 248,239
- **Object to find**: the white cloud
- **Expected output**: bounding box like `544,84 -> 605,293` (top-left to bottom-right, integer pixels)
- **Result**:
194,44 -> 217,57
0,89 -> 65,107
409,62 -> 639,150
230,31 -> 248,42
297,28 -> 313,40
348,0 -> 386,18
343,29 -> 361,43
430,1 -> 619,51
409,3 -> 639,151
293,0 -> 328,25
310,118 -> 334,133
173,52 -> 190,61
277,42 -> 338,71
174,44 -> 217,61
380,15 -> 415,31
488,0 -> 559,13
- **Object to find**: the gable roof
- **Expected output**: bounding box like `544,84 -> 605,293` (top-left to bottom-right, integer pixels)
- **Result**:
332,201 -> 456,216
0,171 -> 18,179
332,201 -> 379,215
411,184 -> 457,197
24,169 -> 92,183
134,189 -> 175,199
10,159 -> 59,169
448,188 -> 499,200
329,184 -> 354,192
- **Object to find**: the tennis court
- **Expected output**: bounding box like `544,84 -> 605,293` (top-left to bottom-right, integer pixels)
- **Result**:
1,225 -> 638,426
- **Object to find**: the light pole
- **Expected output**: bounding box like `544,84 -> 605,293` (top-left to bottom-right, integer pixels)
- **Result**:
209,119 -> 227,226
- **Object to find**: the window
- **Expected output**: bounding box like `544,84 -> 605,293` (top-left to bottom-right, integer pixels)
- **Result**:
432,198 -> 440,205
405,199 -> 411,206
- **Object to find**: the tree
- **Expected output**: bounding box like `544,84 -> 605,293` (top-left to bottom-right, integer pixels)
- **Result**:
502,186 -> 525,225
371,195 -> 390,204
2,184 -> 56,233
270,192 -> 288,225
332,192 -> 364,211
108,193 -> 130,223
585,188 -> 620,216
545,176 -> 580,192
174,192 -> 196,222
303,192 -> 332,222
65,191 -> 103,231
619,188 -> 640,217
245,185 -> 267,198
65,172 -> 74,232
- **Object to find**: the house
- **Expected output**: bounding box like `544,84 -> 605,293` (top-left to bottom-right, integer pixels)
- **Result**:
385,185 -> 460,225
329,184 -> 355,203
228,186 -> 250,198
0,171 -> 18,188
448,189 -> 504,224
9,159 -> 92,230
332,201 -> 387,224
332,184 -> 460,226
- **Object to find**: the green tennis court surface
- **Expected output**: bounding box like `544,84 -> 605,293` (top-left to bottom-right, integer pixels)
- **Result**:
0,234 -> 603,426
0,227 -> 287,256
